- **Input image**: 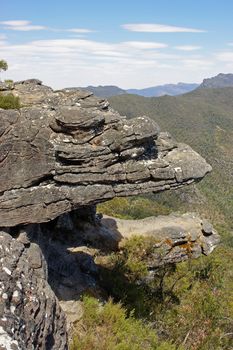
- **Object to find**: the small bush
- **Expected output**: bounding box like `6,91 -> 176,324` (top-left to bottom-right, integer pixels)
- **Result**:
4,80 -> 14,89
70,296 -> 178,350
0,93 -> 20,109
97,196 -> 170,220
97,235 -> 233,350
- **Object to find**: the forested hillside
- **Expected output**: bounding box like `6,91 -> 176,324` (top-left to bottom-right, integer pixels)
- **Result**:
93,87 -> 233,349
109,88 -> 233,230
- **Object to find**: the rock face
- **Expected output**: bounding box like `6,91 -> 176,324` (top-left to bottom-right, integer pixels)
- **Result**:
0,80 -> 217,349
0,229 -> 67,350
101,213 -> 220,263
199,73 -> 233,89
0,208 -> 219,348
0,80 -> 211,227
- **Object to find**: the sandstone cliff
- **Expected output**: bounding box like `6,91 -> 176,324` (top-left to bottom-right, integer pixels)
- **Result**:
0,79 -> 211,227
0,80 -> 219,350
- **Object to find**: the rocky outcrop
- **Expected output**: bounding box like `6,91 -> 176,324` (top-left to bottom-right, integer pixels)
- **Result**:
100,213 -> 220,262
0,229 -> 67,350
199,73 -> 233,89
0,80 -> 211,227
42,209 -> 219,301
0,80 -> 217,349
0,207 -> 220,347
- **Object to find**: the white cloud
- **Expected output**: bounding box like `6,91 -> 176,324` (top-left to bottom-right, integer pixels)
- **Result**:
0,33 -> 7,39
123,41 -> 168,49
0,37 -> 227,89
21,39 -> 168,56
216,51 -> 233,61
0,20 -> 95,34
122,23 -> 206,33
175,45 -> 202,51
67,28 -> 95,33
0,20 -> 46,31
0,20 -> 29,26
181,59 -> 214,69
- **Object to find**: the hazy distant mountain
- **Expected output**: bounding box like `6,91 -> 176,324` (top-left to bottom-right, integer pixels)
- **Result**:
79,82 -> 199,98
80,85 -> 127,98
199,73 -> 233,89
126,82 -> 199,97
77,73 -> 233,98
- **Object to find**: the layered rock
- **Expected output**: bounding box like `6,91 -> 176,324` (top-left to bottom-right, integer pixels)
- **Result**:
0,80 -> 218,349
0,207 -> 220,343
0,80 -> 211,227
100,213 -> 219,262
42,209 -> 219,302
0,229 -> 67,350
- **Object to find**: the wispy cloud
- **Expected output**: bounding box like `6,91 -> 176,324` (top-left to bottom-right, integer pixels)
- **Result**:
216,51 -> 233,61
0,20 -> 30,26
0,37 -> 224,89
0,20 -> 95,34
0,33 -> 7,39
123,41 -> 168,49
175,45 -> 202,51
0,20 -> 46,31
181,58 -> 214,69
18,39 -> 169,55
122,23 -> 206,33
66,28 -> 95,33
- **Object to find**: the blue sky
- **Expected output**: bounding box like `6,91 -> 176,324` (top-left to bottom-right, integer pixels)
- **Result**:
1,0 -> 233,88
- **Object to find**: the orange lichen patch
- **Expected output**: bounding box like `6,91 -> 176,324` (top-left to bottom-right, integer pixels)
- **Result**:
179,241 -> 194,256
163,238 -> 173,247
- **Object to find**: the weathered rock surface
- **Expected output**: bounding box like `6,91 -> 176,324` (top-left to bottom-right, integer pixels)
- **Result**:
100,213 -> 220,263
0,230 -> 67,350
0,79 -> 211,227
0,80 -> 218,349
0,207 -> 219,348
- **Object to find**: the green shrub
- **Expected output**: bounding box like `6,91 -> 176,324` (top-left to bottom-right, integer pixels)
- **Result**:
97,234 -> 233,350
97,196 -> 170,220
70,296 -> 178,350
0,93 -> 20,109
4,79 -> 14,89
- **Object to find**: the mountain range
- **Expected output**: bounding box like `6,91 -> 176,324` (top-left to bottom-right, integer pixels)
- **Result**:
79,82 -> 199,98
199,73 -> 233,89
79,73 -> 233,98
126,82 -> 199,97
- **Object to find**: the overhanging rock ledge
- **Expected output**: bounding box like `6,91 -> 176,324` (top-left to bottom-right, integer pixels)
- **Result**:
0,80 -> 218,350
0,79 -> 211,227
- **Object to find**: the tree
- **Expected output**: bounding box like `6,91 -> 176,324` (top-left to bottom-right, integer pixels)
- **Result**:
0,60 -> 8,81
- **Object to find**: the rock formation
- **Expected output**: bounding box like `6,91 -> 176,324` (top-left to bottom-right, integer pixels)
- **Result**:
0,80 -> 218,349
0,79 -> 211,227
100,213 -> 219,259
0,229 -> 67,350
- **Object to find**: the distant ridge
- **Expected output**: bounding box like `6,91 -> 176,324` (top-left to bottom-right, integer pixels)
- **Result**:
126,82 -> 199,97
77,73 -> 233,99
80,85 -> 127,98
78,82 -> 199,98
199,73 -> 233,89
